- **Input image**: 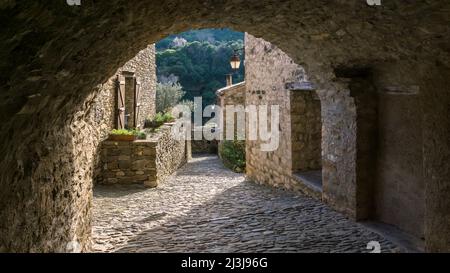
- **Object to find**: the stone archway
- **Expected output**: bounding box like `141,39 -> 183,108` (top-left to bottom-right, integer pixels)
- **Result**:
0,1 -> 449,252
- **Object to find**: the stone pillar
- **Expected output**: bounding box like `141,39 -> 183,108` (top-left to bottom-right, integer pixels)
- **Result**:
420,63 -> 450,252
349,77 -> 378,221
226,74 -> 233,86
186,140 -> 192,161
319,79 -> 358,219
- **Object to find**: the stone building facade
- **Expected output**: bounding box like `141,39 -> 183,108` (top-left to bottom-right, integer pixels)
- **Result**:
92,44 -> 187,189
244,34 -> 322,199
91,45 -> 156,184
244,34 -> 428,245
217,82 -> 246,141
90,44 -> 156,136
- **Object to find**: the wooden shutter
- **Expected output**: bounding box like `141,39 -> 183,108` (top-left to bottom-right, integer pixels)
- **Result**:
117,75 -> 126,129
134,78 -> 142,128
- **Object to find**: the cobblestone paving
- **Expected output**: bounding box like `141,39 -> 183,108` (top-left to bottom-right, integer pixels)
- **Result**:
92,155 -> 401,253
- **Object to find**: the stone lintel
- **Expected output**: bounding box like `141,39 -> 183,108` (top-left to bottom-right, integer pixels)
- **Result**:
121,70 -> 135,77
285,81 -> 316,91
381,85 -> 420,95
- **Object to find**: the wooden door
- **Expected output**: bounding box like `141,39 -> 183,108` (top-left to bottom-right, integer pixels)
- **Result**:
134,78 -> 141,128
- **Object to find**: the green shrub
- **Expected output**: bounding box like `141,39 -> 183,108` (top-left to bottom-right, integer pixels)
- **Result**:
135,131 -> 147,140
154,112 -> 165,123
110,129 -> 134,135
110,129 -> 146,139
162,112 -> 175,123
156,82 -> 185,113
144,112 -> 176,129
219,139 -> 246,173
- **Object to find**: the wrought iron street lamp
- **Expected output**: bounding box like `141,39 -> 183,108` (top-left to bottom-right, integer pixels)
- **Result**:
226,48 -> 244,86
230,52 -> 241,71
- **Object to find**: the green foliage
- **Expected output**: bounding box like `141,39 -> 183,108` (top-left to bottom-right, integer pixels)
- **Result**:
156,29 -> 245,109
179,99 -> 194,112
144,112 -> 175,129
156,82 -> 185,114
154,112 -> 165,123
135,131 -> 147,140
162,112 -> 175,122
110,129 -> 146,139
219,139 -> 246,173
110,129 -> 134,136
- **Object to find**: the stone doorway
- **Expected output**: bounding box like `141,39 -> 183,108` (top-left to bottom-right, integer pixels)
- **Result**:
290,89 -> 323,194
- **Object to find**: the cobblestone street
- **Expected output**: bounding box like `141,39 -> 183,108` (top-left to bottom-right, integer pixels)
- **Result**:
92,155 -> 400,253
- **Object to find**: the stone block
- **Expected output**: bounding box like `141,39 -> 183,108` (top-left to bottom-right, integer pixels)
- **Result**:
118,155 -> 131,161
131,159 -> 149,170
107,178 -> 118,184
107,161 -> 118,170
118,160 -> 131,169
144,179 -> 158,188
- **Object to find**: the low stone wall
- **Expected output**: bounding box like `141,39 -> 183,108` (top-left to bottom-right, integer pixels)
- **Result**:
190,127 -> 218,154
97,124 -> 187,187
191,140 -> 218,154
98,140 -> 157,187
154,125 -> 188,185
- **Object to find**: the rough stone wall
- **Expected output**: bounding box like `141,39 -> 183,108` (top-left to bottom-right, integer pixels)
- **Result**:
245,34 -> 305,192
98,124 -> 187,188
350,77 -> 379,221
370,61 -> 427,240
120,45 -> 157,128
190,127 -> 218,154
0,44 -> 156,252
154,125 -> 188,185
191,140 -> 218,154
244,35 -> 432,242
98,140 -> 157,187
290,91 -> 322,172
0,93 -> 97,252
90,82 -> 116,141
90,45 -> 156,183
217,82 -> 246,140
90,45 -> 156,133
0,0 -> 448,252
420,64 -> 450,252
318,80 -> 359,219
375,91 -> 424,238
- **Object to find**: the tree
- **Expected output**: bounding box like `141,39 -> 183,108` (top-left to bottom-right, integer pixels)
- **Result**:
156,29 -> 245,109
155,81 -> 185,114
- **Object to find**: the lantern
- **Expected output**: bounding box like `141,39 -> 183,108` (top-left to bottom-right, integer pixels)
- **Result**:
230,53 -> 241,70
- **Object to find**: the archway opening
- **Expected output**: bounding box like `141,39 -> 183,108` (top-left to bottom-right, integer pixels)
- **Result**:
0,1 -> 448,253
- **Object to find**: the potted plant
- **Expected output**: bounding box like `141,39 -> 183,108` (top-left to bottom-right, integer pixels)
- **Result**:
108,129 -> 136,141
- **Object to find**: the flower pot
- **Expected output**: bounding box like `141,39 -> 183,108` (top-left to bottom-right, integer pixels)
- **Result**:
108,134 -> 136,141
